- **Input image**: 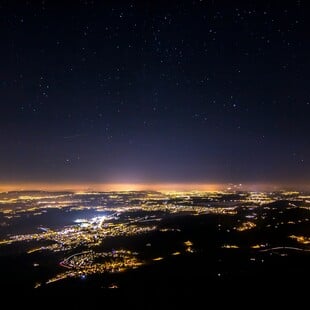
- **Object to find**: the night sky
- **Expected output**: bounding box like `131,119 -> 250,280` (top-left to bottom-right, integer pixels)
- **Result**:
1,1 -> 309,187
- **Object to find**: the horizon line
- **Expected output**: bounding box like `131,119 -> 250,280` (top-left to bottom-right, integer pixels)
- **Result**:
0,182 -> 309,192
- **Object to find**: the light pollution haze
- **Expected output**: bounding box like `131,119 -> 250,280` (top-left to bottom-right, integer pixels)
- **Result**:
0,182 -> 309,192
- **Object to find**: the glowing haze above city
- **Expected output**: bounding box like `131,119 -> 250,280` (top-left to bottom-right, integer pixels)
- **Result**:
0,182 -> 309,193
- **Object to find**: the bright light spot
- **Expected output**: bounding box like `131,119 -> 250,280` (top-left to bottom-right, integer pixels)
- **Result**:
153,257 -> 164,261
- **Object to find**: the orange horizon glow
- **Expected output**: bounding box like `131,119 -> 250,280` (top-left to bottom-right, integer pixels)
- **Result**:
0,182 -> 308,192
0,182 -> 221,192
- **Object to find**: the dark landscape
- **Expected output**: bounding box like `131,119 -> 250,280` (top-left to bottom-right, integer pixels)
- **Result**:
0,190 -> 309,306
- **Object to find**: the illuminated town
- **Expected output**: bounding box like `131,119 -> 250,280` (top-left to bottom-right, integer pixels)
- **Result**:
0,190 -> 309,292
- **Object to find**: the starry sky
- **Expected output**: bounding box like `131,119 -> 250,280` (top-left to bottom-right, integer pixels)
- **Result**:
1,0 -> 309,186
